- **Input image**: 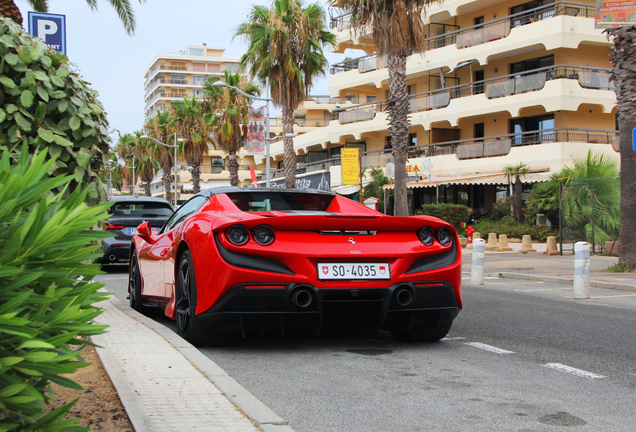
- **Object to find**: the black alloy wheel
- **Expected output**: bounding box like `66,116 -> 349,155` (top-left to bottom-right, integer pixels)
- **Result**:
129,254 -> 151,314
175,251 -> 230,346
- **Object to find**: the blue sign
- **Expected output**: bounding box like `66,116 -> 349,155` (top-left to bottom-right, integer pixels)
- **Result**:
28,12 -> 66,55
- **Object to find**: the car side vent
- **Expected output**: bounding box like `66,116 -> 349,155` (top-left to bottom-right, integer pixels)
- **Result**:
318,230 -> 378,235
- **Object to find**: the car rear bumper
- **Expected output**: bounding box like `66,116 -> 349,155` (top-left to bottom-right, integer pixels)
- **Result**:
96,238 -> 131,264
195,281 -> 460,335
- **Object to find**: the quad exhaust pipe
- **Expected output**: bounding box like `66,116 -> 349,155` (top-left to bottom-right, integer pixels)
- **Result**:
291,286 -> 313,308
394,285 -> 414,307
108,254 -> 117,262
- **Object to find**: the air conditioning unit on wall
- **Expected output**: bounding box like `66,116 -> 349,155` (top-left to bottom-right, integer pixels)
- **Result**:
536,213 -> 552,227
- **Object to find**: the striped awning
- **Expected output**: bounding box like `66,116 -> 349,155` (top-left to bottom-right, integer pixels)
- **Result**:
383,172 -> 509,189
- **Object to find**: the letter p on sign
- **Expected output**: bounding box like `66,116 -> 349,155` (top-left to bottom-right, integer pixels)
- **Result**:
28,12 -> 66,55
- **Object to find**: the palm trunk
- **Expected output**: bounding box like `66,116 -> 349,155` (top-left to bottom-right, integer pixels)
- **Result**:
387,53 -> 410,216
228,150 -> 239,187
0,1 -> 23,25
282,106 -> 296,189
515,176 -> 523,223
608,26 -> 636,266
162,170 -> 173,204
191,165 -> 201,194
143,183 -> 151,196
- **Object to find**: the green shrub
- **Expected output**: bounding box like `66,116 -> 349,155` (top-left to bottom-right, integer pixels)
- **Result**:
0,17 -> 110,206
0,147 -> 111,431
474,218 -> 557,242
488,196 -> 515,220
418,204 -> 471,235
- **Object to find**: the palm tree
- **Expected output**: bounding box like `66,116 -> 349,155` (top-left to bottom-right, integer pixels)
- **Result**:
504,162 -> 530,223
203,70 -> 260,187
1,0 -> 145,35
236,0 -> 335,188
114,132 -> 137,195
171,96 -> 211,194
605,27 -> 636,266
132,130 -> 159,196
363,166 -> 390,213
145,110 -> 176,203
330,0 -> 432,216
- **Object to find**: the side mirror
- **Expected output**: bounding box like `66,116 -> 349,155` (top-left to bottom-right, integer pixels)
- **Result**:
137,222 -> 156,244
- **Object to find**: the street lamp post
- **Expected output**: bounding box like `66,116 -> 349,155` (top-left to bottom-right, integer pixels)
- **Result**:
212,80 -> 273,187
141,133 -> 179,206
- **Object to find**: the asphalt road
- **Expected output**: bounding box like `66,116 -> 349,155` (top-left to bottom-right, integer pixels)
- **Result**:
98,268 -> 636,431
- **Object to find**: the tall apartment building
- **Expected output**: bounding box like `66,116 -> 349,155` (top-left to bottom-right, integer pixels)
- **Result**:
258,0 -> 620,214
143,45 -> 255,200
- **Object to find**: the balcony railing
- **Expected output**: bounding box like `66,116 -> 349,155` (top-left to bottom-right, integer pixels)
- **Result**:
262,128 -> 616,181
331,65 -> 613,124
330,2 -> 596,74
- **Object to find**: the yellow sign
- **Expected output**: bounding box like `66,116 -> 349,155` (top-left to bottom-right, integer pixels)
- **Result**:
341,148 -> 360,185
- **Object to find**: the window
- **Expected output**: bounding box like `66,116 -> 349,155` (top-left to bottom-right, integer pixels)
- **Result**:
227,192 -> 335,213
211,157 -> 224,167
109,201 -> 173,218
474,16 -> 484,28
193,76 -> 207,85
161,196 -> 208,233
509,114 -> 555,145
474,70 -> 485,94
510,55 -> 554,74
171,75 -> 186,84
407,84 -> 416,95
474,123 -> 485,140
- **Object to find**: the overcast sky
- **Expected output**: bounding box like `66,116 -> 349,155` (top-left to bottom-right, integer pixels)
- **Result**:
17,0 -> 356,139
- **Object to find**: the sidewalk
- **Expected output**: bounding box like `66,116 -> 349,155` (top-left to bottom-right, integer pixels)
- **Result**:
93,295 -> 294,432
89,245 -> 634,432
461,242 -> 636,292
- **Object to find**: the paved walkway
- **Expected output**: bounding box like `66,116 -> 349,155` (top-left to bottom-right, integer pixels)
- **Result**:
90,243 -> 634,431
93,296 -> 294,432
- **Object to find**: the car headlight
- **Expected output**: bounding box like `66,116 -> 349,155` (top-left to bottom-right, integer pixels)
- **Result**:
226,225 -> 249,246
437,227 -> 453,247
252,225 -> 275,246
418,226 -> 435,246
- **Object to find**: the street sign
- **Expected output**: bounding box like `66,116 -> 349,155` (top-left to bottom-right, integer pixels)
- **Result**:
633,128 -> 636,151
341,148 -> 360,185
28,12 -> 66,55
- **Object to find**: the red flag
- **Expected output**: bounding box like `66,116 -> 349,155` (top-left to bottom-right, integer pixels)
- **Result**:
249,166 -> 259,187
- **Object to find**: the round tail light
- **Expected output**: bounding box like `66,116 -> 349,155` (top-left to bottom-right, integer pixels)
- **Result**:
226,225 -> 249,246
418,226 -> 435,246
252,225 -> 275,246
437,227 -> 453,247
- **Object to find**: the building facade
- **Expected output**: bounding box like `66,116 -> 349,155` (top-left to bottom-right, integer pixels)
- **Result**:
258,0 -> 619,214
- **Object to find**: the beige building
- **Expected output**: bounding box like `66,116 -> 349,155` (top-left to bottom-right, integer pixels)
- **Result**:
143,45 -> 256,200
258,0 -> 619,213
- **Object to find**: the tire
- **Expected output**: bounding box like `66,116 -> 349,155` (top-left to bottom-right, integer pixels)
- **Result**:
391,320 -> 453,342
129,254 -> 152,315
175,250 -> 230,347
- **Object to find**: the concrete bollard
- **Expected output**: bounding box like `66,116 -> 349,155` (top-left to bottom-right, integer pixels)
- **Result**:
485,232 -> 498,251
471,238 -> 486,285
574,241 -> 591,299
466,232 -> 480,250
544,236 -> 560,255
459,237 -> 468,248
497,234 -> 513,252
519,235 -> 536,254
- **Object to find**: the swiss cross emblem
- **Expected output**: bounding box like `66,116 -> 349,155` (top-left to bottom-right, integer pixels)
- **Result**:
322,266 -> 329,275
379,265 -> 386,274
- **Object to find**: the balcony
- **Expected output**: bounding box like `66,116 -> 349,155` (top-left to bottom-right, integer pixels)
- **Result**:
331,65 -> 613,125
330,2 -> 596,74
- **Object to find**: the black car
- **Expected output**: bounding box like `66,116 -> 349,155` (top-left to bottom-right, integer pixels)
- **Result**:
98,196 -> 174,266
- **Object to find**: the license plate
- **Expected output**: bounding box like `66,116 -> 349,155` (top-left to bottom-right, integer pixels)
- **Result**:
127,227 -> 138,235
317,263 -> 390,280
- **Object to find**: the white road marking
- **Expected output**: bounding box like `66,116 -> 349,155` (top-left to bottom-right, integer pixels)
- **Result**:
104,277 -> 128,280
465,342 -> 515,354
544,363 -> 605,379
441,337 -> 467,341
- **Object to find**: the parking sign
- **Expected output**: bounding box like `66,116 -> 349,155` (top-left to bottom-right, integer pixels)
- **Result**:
28,12 -> 66,55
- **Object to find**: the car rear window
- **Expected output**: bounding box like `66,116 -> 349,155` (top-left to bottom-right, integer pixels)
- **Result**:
227,192 -> 335,212
109,201 -> 173,218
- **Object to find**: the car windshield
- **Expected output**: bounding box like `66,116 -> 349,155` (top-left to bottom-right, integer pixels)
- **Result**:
109,201 -> 173,218
227,192 -> 335,213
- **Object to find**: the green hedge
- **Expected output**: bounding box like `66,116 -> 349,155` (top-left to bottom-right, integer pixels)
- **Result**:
0,147 -> 111,431
416,204 -> 471,235
474,217 -> 557,242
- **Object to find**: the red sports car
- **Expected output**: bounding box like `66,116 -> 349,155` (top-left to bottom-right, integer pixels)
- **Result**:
129,187 -> 462,346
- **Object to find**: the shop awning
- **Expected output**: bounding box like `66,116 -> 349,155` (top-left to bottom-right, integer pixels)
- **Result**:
383,172 -> 509,189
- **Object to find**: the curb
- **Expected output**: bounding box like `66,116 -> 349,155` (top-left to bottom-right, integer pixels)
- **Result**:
495,272 -> 636,293
94,294 -> 295,432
